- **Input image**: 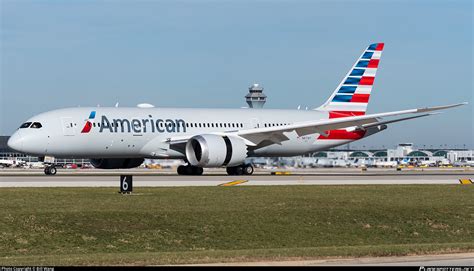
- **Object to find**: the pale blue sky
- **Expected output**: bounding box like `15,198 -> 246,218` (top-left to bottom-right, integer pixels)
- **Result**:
1,0 -> 472,149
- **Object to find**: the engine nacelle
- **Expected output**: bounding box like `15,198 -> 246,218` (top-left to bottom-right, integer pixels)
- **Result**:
185,134 -> 248,167
90,158 -> 144,169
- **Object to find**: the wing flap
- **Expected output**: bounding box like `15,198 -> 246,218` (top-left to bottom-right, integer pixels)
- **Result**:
361,113 -> 435,129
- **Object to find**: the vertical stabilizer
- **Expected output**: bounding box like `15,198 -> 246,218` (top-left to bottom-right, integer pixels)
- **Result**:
317,43 -> 384,116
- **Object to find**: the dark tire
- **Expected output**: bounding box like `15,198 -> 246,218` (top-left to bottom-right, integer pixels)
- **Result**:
177,165 -> 186,175
184,166 -> 194,175
44,167 -> 50,175
49,166 -> 57,175
226,167 -> 236,175
194,167 -> 204,175
234,166 -> 244,175
243,164 -> 254,175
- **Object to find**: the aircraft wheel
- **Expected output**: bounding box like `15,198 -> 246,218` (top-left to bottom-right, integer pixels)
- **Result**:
44,166 -> 57,175
193,167 -> 204,175
177,165 -> 186,175
234,166 -> 244,176
49,166 -> 57,175
178,165 -> 203,175
243,164 -> 254,175
184,166 -> 194,175
226,167 -> 236,175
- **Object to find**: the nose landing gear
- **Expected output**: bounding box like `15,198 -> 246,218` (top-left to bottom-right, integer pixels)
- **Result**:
44,165 -> 57,175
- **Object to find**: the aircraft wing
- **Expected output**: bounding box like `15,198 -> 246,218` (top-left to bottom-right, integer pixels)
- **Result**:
166,102 -> 466,147
233,103 -> 466,146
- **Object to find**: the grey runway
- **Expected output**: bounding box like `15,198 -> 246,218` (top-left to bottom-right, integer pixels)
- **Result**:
198,252 -> 474,266
0,173 -> 472,187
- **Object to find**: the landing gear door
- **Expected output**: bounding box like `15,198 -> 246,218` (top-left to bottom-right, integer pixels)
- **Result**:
61,117 -> 76,136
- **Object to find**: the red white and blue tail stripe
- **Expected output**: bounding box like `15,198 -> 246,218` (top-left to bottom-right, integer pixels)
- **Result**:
317,43 -> 384,116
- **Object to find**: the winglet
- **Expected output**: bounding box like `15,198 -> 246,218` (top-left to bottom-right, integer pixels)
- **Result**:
416,102 -> 468,113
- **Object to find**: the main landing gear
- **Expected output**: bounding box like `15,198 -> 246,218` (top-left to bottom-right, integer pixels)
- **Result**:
44,165 -> 57,175
177,165 -> 204,175
226,164 -> 254,176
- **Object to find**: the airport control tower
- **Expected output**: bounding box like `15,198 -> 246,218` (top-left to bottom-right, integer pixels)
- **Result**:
245,83 -> 267,108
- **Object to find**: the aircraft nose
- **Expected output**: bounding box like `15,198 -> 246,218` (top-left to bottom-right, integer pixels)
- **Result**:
7,131 -> 24,152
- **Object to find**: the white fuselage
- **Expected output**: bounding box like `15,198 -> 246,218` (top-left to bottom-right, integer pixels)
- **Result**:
8,107 -> 366,159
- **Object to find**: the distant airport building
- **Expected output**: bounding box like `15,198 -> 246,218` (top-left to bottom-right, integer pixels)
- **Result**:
303,143 -> 473,168
245,83 -> 267,108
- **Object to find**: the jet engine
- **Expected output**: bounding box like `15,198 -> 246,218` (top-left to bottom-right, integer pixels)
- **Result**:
185,134 -> 248,167
90,158 -> 144,169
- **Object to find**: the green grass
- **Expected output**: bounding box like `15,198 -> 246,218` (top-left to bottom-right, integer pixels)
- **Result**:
0,185 -> 473,265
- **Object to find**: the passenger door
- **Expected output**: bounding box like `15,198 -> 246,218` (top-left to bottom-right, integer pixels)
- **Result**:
61,117 -> 76,136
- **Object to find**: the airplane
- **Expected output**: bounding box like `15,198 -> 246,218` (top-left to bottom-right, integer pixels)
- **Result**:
7,43 -> 466,176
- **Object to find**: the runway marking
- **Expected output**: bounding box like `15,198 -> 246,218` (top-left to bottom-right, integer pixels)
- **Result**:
219,180 -> 248,186
271,171 -> 291,175
459,179 -> 472,185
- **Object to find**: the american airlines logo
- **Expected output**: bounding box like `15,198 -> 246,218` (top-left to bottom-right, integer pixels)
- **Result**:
81,111 -> 96,133
82,111 -> 187,134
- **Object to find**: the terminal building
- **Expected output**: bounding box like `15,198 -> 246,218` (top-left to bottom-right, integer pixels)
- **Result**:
299,143 -> 473,168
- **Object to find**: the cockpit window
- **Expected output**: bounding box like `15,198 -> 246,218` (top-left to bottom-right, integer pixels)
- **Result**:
20,122 -> 32,129
31,122 -> 42,129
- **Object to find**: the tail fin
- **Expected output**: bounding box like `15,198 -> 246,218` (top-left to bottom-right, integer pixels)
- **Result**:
317,43 -> 384,116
